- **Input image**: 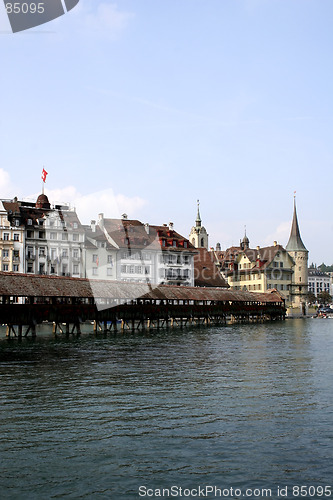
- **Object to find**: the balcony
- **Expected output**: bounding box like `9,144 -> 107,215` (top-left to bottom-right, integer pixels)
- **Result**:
165,273 -> 187,281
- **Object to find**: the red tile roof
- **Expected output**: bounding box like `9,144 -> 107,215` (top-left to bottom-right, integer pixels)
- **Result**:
194,248 -> 229,288
102,219 -> 196,252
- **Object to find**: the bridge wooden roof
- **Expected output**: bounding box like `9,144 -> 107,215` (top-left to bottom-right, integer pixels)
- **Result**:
0,272 -> 284,304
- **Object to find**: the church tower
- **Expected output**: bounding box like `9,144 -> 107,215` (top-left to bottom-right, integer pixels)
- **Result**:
189,200 -> 209,249
240,228 -> 250,250
286,196 -> 308,311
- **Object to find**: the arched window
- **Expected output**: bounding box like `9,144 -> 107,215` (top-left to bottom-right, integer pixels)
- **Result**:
200,237 -> 204,247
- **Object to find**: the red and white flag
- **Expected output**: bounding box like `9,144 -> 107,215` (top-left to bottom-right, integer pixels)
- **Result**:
41,168 -> 48,183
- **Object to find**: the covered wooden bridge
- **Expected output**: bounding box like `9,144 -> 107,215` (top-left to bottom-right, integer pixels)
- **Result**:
0,272 -> 285,337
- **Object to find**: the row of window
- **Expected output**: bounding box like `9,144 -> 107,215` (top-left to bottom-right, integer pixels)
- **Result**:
26,247 -> 81,260
121,251 -> 152,261
234,272 -> 292,283
308,283 -> 330,292
159,254 -> 190,265
160,269 -> 190,279
26,219 -> 79,229
92,254 -> 113,264
27,231 -> 81,241
243,283 -> 289,291
267,284 -> 289,291
239,263 -> 252,269
0,233 -> 20,241
2,264 -> 19,272
247,284 -> 262,290
1,249 -> 20,259
161,239 -> 188,248
121,265 -> 151,275
26,263 -> 81,275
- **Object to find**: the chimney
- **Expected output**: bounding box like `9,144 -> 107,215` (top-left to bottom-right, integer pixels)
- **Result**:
144,223 -> 149,234
273,240 -> 277,246
121,213 -> 128,220
98,213 -> 104,229
91,220 -> 96,232
169,222 -> 174,231
216,242 -> 221,251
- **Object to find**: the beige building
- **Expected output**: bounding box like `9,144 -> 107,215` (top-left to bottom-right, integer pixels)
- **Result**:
0,200 -> 24,273
210,199 -> 308,310
226,243 -> 294,304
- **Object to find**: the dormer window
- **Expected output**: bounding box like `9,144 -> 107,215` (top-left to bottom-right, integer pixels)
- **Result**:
184,241 -> 188,248
173,240 -> 177,247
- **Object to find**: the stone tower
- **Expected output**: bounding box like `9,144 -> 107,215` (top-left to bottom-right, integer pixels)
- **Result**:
286,197 -> 308,311
189,200 -> 209,249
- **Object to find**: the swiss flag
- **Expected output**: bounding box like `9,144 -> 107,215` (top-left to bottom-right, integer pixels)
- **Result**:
41,168 -> 48,183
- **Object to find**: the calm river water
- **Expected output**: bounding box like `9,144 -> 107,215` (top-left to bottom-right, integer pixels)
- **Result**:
0,319 -> 332,500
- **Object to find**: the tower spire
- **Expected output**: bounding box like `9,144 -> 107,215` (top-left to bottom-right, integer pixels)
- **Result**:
196,199 -> 201,227
286,195 -> 307,252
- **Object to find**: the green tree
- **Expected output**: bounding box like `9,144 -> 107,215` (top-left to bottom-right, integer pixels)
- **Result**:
318,263 -> 333,272
317,291 -> 332,304
306,292 -> 316,304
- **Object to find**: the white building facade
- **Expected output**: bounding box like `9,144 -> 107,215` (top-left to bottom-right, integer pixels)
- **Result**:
99,215 -> 196,286
0,200 -> 24,273
4,194 -> 86,278
308,269 -> 331,298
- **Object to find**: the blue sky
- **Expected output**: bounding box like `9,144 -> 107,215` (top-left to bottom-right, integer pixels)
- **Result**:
0,0 -> 332,264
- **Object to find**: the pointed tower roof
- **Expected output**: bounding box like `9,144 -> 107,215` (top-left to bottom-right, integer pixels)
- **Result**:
196,199 -> 202,227
286,197 -> 307,252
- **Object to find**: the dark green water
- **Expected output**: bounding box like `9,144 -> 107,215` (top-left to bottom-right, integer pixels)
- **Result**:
0,319 -> 332,499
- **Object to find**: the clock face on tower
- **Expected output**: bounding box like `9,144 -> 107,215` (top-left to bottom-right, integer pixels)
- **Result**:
2,0 -> 80,33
